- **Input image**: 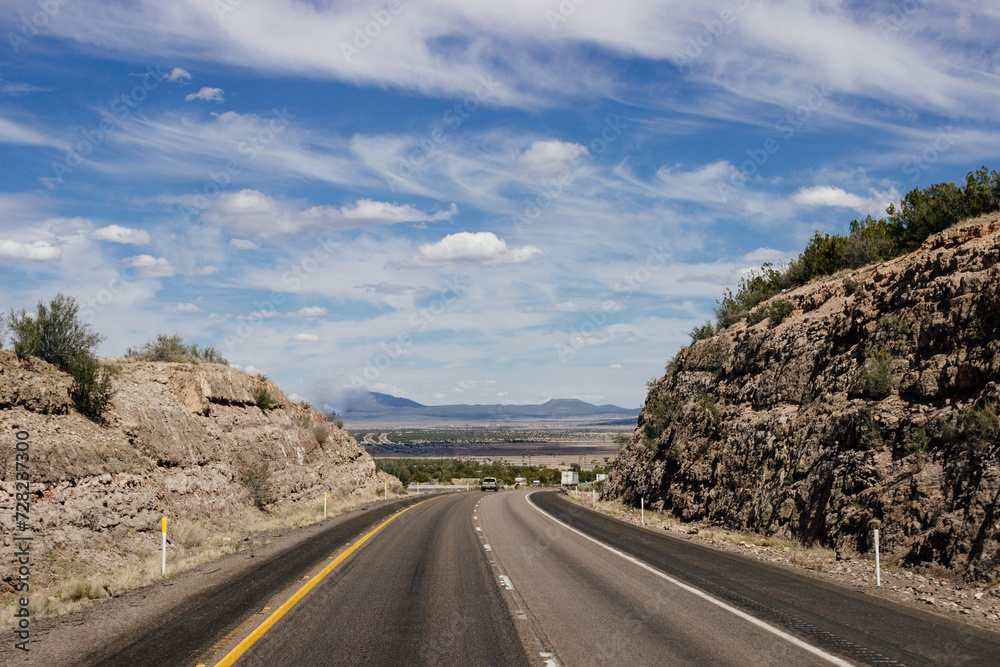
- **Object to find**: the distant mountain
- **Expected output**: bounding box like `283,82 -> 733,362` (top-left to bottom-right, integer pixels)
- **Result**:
342,392 -> 640,425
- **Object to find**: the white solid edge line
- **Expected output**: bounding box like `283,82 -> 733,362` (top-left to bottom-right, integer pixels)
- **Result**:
525,492 -> 853,667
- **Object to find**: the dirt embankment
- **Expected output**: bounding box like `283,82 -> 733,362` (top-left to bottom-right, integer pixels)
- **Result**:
0,355 -> 382,594
607,212 -> 1000,583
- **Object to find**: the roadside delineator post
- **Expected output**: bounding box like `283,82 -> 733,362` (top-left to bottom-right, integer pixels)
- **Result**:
641,497 -> 644,526
324,492 -> 327,519
592,487 -> 595,508
161,517 -> 167,576
874,529 -> 881,587
384,482 -> 387,501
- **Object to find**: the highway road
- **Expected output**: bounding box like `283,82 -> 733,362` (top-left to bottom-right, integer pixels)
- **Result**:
91,489 -> 1000,666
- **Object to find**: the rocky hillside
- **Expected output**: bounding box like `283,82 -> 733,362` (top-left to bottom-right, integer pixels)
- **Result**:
0,355 -> 381,588
606,212 -> 1000,582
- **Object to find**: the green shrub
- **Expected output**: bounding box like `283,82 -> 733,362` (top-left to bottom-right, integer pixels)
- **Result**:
963,401 -> 999,452
697,392 -> 722,427
765,299 -> 795,328
126,333 -> 228,364
8,295 -> 117,423
843,277 -> 866,297
254,379 -> 275,410
8,294 -> 103,371
857,346 -> 896,399
69,354 -> 118,423
856,411 -> 885,450
239,461 -> 274,509
689,320 -> 716,342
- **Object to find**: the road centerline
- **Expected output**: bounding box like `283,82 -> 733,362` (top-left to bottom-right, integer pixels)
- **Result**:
212,495 -> 442,667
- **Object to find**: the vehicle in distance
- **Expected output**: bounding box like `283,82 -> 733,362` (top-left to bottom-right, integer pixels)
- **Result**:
481,477 -> 499,491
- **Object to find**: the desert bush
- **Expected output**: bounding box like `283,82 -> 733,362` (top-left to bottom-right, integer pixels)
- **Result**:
764,299 -> 795,328
69,354 -> 118,423
254,376 -> 275,410
327,410 -> 345,429
9,294 -> 117,422
239,461 -> 274,510
689,320 -> 715,342
8,294 -> 103,370
312,424 -> 331,444
857,346 -> 896,399
126,333 -> 228,364
963,401 -> 1000,452
697,392 -> 723,427
171,519 -> 208,548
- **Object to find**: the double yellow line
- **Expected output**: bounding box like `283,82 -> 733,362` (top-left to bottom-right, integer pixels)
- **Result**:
212,496 -> 439,666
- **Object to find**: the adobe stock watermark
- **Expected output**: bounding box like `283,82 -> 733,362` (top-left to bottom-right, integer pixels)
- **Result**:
7,0 -> 70,54
902,127 -> 958,181
344,277 -> 464,392
674,0 -> 752,70
46,66 -> 164,188
875,0 -> 927,37
545,0 -> 587,30
177,107 -> 294,222
556,243 -> 670,362
717,84 -> 830,203
340,0 -> 408,62
385,72 -> 502,193
511,115 -> 626,235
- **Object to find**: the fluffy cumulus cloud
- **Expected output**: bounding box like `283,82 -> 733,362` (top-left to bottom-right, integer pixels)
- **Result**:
517,140 -> 587,177
163,67 -> 192,82
123,254 -> 176,278
293,333 -> 320,342
0,239 -> 61,261
90,224 -> 150,244
185,86 -> 224,102
417,232 -> 543,265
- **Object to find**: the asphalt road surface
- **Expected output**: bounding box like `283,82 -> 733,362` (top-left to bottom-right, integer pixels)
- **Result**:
96,489 -> 1000,666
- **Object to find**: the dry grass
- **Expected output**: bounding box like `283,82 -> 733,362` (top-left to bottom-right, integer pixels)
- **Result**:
565,489 -> 836,565
0,486 -> 408,625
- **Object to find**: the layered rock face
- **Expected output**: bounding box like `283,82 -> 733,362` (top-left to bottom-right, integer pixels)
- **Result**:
0,356 -> 379,585
606,213 -> 1000,582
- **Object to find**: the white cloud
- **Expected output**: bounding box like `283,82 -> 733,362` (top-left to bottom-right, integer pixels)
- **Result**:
609,363 -> 622,369
185,86 -> 224,102
742,248 -> 788,264
792,185 -> 899,216
293,307 -> 327,318
0,239 -> 61,261
198,265 -> 219,275
90,224 -> 151,245
123,254 -> 176,278
164,67 -> 192,82
204,189 -> 459,236
792,186 -> 870,209
0,115 -> 61,148
417,232 -> 543,265
238,310 -> 278,320
517,140 -> 587,177
339,200 -> 457,224
166,302 -> 202,313
230,238 -> 259,249
293,333 -> 320,342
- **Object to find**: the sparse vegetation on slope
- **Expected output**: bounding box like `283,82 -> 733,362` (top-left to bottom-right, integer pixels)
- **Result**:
126,333 -> 228,364
713,167 -> 1000,331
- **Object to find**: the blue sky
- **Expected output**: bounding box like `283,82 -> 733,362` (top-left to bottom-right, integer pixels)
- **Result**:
1,1 -> 997,410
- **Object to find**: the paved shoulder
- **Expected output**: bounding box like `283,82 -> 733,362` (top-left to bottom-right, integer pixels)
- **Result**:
531,490 -> 1000,666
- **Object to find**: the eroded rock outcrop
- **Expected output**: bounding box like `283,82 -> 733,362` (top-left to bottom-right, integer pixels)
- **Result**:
0,357 -> 379,586
606,212 -> 1000,582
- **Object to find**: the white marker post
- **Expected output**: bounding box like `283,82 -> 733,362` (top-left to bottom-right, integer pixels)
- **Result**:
874,529 -> 881,587
384,482 -> 387,501
324,491 -> 327,519
641,497 -> 644,526
592,487 -> 595,508
161,517 -> 167,576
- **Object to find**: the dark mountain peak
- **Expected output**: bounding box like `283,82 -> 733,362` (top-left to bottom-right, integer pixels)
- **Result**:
369,392 -> 425,408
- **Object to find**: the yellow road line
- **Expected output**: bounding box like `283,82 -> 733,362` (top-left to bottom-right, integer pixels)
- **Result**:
212,496 -> 440,667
